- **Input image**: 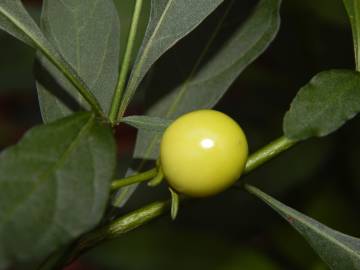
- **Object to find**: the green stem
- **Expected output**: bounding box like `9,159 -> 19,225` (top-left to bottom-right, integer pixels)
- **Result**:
148,166 -> 164,186
52,200 -> 170,269
111,168 -> 158,191
109,0 -> 144,124
244,136 -> 296,174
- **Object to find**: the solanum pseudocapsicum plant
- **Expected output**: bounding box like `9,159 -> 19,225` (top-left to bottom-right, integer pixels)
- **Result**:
0,0 -> 360,269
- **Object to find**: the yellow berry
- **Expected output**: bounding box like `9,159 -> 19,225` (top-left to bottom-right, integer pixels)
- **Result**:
160,110 -> 248,197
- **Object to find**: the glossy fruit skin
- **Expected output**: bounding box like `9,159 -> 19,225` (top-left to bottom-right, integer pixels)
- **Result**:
160,110 -> 248,197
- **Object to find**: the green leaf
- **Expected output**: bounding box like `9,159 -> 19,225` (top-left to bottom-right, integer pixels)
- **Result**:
112,0 -> 282,208
0,0 -> 103,116
245,184 -> 360,270
0,112 -> 116,268
0,0 -> 41,46
121,115 -> 172,132
343,0 -> 360,70
283,70 -> 360,141
36,0 -> 120,123
117,0 -> 225,118
150,0 -> 281,118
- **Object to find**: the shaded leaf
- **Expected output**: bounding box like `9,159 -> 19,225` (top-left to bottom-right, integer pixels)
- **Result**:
343,0 -> 360,69
149,0 -> 281,118
118,0 -> 225,118
0,0 -> 42,46
121,115 -> 172,132
245,184 -> 360,270
0,112 -> 116,268
36,0 -> 120,123
0,0 -> 102,114
283,70 -> 360,141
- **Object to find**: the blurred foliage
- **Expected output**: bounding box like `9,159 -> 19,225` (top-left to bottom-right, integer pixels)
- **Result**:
84,223 -> 281,270
0,32 -> 34,91
0,0 -> 359,269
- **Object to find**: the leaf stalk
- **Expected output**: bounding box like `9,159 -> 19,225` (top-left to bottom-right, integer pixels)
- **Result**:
111,168 -> 158,191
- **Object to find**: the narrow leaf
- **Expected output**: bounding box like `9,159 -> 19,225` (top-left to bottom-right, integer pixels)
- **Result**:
122,115 -> 172,132
0,0 -> 103,116
36,0 -> 120,123
283,70 -> 360,141
343,0 -> 360,70
118,0 -> 224,118
245,184 -> 360,270
0,112 -> 116,268
113,0 -> 282,207
0,0 -> 42,46
149,0 -> 281,119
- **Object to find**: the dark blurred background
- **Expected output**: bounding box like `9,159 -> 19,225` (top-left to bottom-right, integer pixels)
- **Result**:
2,1 -> 359,269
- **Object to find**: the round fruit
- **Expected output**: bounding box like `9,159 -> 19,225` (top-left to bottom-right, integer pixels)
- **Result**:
160,109 -> 248,197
